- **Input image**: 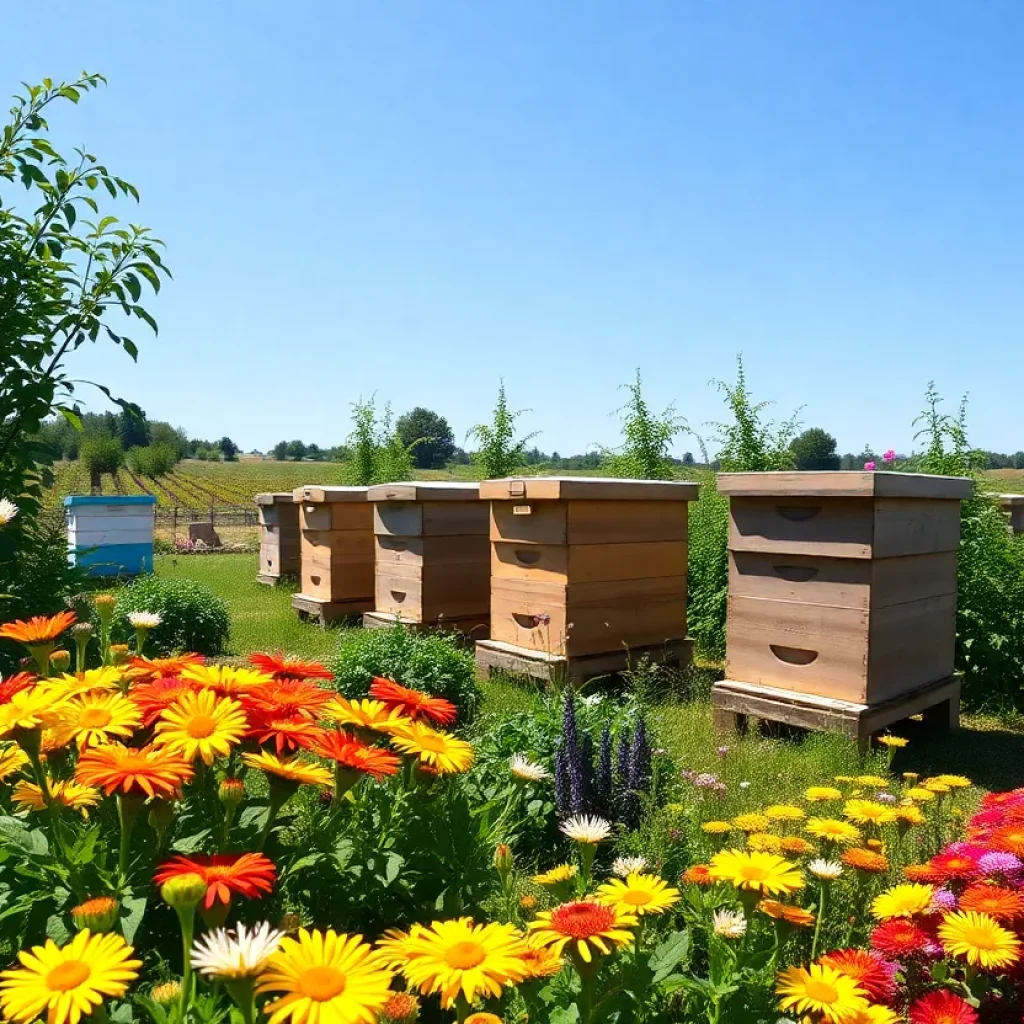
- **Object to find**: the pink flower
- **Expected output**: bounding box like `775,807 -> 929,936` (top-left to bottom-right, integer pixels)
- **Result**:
864,461 -> 876,471
882,449 -> 896,463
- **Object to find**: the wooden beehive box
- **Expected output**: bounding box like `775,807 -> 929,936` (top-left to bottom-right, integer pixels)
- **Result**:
477,477 -> 698,664
292,485 -> 374,621
255,492 -> 300,585
365,482 -> 489,630
999,494 -> 1024,534
719,471 -> 973,705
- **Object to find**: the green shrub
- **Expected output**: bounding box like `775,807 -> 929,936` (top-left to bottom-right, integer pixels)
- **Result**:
126,443 -> 178,478
79,435 -> 124,477
330,625 -> 482,723
603,369 -> 685,480
111,576 -> 230,656
468,381 -> 538,478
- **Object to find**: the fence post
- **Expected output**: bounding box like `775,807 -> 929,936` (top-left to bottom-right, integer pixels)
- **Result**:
172,507 -> 178,546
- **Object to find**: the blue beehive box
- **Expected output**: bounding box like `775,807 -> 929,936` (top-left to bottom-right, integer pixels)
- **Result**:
64,495 -> 157,577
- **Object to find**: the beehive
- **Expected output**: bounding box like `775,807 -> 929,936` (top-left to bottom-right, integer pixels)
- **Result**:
291,486 -> 373,623
475,477 -> 698,677
717,471 -> 972,714
255,492 -> 300,585
64,495 -> 156,577
1000,494 -> 1024,534
365,482 -> 489,631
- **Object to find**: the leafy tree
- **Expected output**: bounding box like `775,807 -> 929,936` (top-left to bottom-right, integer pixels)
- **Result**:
148,421 -> 187,460
79,435 -> 123,478
346,397 -> 416,485
272,440 -> 289,461
219,436 -> 239,461
285,439 -> 306,462
1015,452 -> 1024,470
118,407 -> 149,450
396,407 -> 455,469
790,427 -> 841,471
604,370 -> 684,479
126,443 -> 176,477
0,73 -> 168,520
467,382 -> 538,479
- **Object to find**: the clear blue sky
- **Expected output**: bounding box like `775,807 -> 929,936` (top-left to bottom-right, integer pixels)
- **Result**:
8,1 -> 1024,457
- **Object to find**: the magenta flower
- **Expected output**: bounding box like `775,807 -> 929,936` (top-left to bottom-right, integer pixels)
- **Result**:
864,461 -> 876,471
882,449 -> 896,463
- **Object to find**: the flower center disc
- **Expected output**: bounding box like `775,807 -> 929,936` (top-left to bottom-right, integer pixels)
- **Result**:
803,980 -> 839,1004
187,714 -> 217,739
445,941 -> 486,969
79,708 -> 112,728
417,733 -> 448,753
46,960 -> 91,992
740,865 -> 768,882
623,890 -> 653,906
298,965 -> 347,1001
963,927 -> 998,950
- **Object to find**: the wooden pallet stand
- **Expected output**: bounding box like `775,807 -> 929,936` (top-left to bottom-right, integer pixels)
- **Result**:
476,637 -> 693,684
255,492 -> 300,585
366,481 -> 490,633
475,476 -> 699,680
292,485 -> 374,620
715,470 -> 972,740
711,676 -> 960,749
999,494 -> 1024,534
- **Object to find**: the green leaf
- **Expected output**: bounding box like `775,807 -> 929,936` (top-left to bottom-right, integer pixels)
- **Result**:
549,1008 -> 581,1024
58,406 -> 83,430
46,913 -> 71,945
0,816 -> 48,857
131,306 -> 158,334
385,852 -> 404,885
120,895 -> 147,944
172,829 -> 211,853
650,929 -> 691,983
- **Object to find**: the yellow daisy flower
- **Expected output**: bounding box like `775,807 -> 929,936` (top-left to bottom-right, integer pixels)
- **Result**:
776,963 -> 869,1023
708,850 -> 804,895
38,668 -> 122,700
876,735 -> 908,748
532,864 -> 578,887
595,873 -> 681,916
871,883 -> 935,920
764,804 -> 806,822
180,664 -> 271,697
11,780 -> 100,813
153,689 -> 247,765
854,776 -> 890,788
924,780 -> 950,795
804,787 -> 843,803
894,805 -> 926,827
805,818 -> 862,846
732,813 -> 770,833
388,722 -> 474,775
701,820 -> 732,834
322,696 -> 410,734
54,692 -> 141,749
0,743 -> 28,781
906,787 -> 936,803
0,688 -> 67,739
931,774 -> 972,790
938,911 -> 1022,970
241,751 -> 332,787
843,800 -> 897,827
747,833 -> 784,853
528,901 -> 636,963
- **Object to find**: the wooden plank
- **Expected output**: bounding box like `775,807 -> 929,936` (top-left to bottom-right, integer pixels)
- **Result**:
332,503 -> 373,531
377,535 -> 489,570
367,482 -> 481,502
492,540 -> 688,584
479,477 -> 699,502
374,502 -> 423,537
567,500 -> 687,545
870,553 -> 958,607
292,593 -> 371,624
255,492 -> 294,506
299,505 -> 332,532
301,530 -> 375,559
872,498 -> 961,558
728,497 -> 873,559
374,570 -> 423,619
491,542 -> 569,583
490,501 -> 567,545
363,610 -> 490,635
729,552 -> 871,609
375,564 -> 492,622
725,595 -> 870,702
422,501 -> 489,536
293,486 -> 370,503
718,471 -> 973,500
489,578 -> 569,652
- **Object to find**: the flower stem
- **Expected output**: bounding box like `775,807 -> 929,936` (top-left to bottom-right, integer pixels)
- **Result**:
117,794 -> 144,879
175,905 -> 196,1023
256,787 -> 292,851
811,882 -> 827,961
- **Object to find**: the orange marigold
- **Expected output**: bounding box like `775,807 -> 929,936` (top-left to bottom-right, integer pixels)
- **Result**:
369,677 -> 457,727
0,611 -> 76,645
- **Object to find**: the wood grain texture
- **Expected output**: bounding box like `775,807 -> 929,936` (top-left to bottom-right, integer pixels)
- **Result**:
567,500 -> 688,545
375,563 -> 491,622
718,471 -> 973,500
367,482 -> 481,502
478,477 -> 700,502
729,497 -> 874,559
493,540 -> 687,584
376,535 -> 489,570
872,498 -> 961,557
729,551 -> 871,609
490,501 -> 568,545
293,486 -> 370,503
255,492 -> 295,506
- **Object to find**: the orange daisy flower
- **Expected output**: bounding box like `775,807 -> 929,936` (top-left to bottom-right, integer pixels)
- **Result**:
0,611 -> 76,645
0,673 -> 35,704
759,900 -> 816,927
904,863 -> 944,884
128,653 -> 205,681
990,825 -> 1024,856
154,852 -> 276,909
246,712 -> 323,755
842,848 -> 890,874
959,884 -> 1024,921
681,864 -> 714,886
369,678 -> 457,727
930,851 -> 980,881
249,652 -> 333,681
129,677 -> 198,727
312,731 -> 401,781
76,742 -> 193,798
241,679 -> 335,720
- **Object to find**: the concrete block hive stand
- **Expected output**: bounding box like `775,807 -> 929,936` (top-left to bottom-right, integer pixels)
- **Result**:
712,471 -> 973,746
475,476 -> 699,683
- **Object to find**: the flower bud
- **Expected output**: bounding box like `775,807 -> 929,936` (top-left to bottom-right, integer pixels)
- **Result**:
93,594 -> 117,621
148,799 -> 175,835
867,839 -> 885,852
151,980 -> 182,1005
48,650 -> 71,673
72,622 -> 95,639
110,644 -> 130,666
379,993 -> 421,1024
71,896 -> 119,933
160,872 -> 207,910
465,1014 -> 503,1024
494,843 -> 513,880
219,778 -> 246,808
519,894 -> 537,911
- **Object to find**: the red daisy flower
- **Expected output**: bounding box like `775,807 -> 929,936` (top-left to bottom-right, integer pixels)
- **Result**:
870,918 -> 935,958
0,672 -> 35,704
246,711 -> 323,754
980,790 -> 1024,811
368,677 -> 457,726
249,653 -> 333,681
241,679 -> 335,720
154,852 -> 276,909
130,676 -> 198,727
908,989 -> 978,1024
819,948 -> 898,1004
312,731 -> 401,781
930,851 -> 981,882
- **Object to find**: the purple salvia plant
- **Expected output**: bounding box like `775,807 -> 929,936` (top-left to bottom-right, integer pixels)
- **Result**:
593,723 -> 613,818
554,742 -> 571,816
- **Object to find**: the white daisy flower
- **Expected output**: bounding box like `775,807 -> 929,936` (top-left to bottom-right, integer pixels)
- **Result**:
127,611 -> 162,630
612,855 -> 649,878
712,909 -> 747,939
560,814 -> 612,844
191,922 -> 285,980
510,754 -> 551,783
808,859 -> 844,881
0,499 -> 19,527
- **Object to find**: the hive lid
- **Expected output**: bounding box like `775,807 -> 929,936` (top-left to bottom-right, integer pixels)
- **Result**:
292,485 -> 370,503
999,494 -> 1024,506
716,471 -> 974,500
478,476 -> 700,501
63,495 -> 157,506
255,492 -> 295,505
367,481 -> 480,502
